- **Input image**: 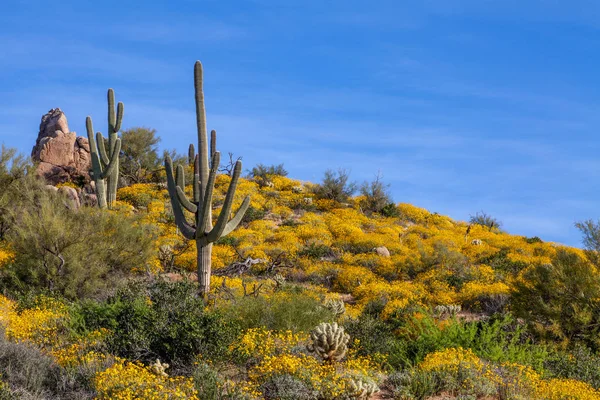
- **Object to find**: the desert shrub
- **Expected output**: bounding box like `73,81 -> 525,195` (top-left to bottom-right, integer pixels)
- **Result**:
250,163 -> 288,179
380,202 -> 400,218
298,243 -> 334,259
241,205 -> 266,225
0,146 -> 30,241
512,249 -> 600,349
119,127 -> 161,184
359,172 -> 395,215
575,219 -> 600,266
469,211 -> 502,231
348,311 -> 545,371
0,329 -> 96,399
544,345 -> 600,389
477,247 -> 528,275
312,168 -> 357,203
386,369 -> 438,400
260,374 -> 318,400
192,361 -> 224,400
249,163 -> 288,188
219,286 -> 333,332
525,236 -> 543,244
77,279 -> 238,370
1,185 -> 155,299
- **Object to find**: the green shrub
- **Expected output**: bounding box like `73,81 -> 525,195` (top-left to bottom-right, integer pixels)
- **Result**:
348,311 -> 546,371
544,345 -> 600,389
380,202 -> 400,218
359,172 -> 394,216
298,243 -> 334,259
386,370 -> 438,400
0,329 -> 97,399
1,180 -> 155,299
260,374 -> 317,400
69,279 -> 239,371
241,205 -> 266,225
469,211 -> 502,231
512,249 -> 600,350
219,286 -> 333,332
312,168 -> 356,203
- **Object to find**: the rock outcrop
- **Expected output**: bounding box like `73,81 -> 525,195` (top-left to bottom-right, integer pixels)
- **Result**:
31,108 -> 91,185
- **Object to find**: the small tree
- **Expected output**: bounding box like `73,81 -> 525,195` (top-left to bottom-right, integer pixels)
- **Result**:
119,127 -> 161,184
313,168 -> 357,203
250,163 -> 287,187
359,171 -> 395,215
469,211 -> 502,231
2,177 -> 154,299
575,219 -> 600,266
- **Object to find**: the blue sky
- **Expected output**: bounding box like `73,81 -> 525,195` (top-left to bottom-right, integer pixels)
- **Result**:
1,0 -> 599,246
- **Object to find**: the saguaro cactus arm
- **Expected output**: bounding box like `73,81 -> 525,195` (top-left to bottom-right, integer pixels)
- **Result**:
86,118 -> 121,180
165,155 -> 196,240
107,89 -> 124,135
197,151 -> 220,239
221,196 -> 251,237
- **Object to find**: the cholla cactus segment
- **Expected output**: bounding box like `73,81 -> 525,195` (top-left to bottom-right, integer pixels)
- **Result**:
307,322 -> 349,363
150,359 -> 169,377
346,378 -> 380,400
324,299 -> 346,317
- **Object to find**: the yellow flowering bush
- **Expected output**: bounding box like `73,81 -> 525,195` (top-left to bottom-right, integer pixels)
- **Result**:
94,358 -> 198,399
3,296 -> 66,347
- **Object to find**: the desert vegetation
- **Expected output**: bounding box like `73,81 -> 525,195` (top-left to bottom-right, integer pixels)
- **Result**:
1,62 -> 600,399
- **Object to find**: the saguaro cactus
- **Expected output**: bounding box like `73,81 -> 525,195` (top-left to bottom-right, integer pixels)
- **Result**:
165,61 -> 250,295
86,89 -> 124,209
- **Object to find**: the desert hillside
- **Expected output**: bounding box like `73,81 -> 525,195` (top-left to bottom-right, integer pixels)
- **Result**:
1,158 -> 600,399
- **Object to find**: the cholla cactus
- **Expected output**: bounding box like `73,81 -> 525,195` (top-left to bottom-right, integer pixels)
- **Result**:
434,304 -> 462,318
324,299 -> 346,317
272,273 -> 286,289
346,378 -> 380,400
307,322 -> 349,363
151,359 -> 169,377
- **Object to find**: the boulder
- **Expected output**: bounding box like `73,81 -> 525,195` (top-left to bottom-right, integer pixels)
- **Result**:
58,186 -> 81,209
374,246 -> 390,257
31,108 -> 91,185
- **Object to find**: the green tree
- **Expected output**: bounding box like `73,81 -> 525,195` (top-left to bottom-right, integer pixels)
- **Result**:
512,249 -> 600,349
575,219 -> 600,266
119,127 -> 161,184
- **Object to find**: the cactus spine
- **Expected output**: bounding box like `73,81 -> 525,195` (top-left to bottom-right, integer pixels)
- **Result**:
86,89 -> 124,209
164,61 -> 250,295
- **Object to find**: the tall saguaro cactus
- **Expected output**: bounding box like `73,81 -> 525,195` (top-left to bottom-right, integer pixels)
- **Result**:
165,61 -> 250,295
86,89 -> 124,209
